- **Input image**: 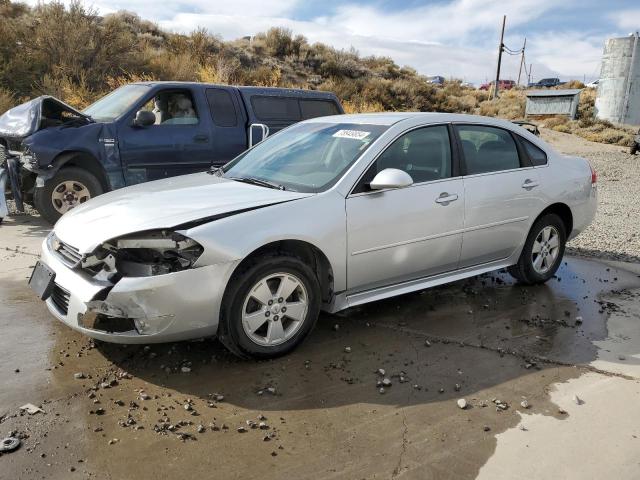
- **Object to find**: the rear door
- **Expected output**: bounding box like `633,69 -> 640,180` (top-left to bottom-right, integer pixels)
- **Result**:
205,87 -> 248,166
455,124 -> 544,268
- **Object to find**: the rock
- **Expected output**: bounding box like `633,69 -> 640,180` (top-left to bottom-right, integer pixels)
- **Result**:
381,378 -> 392,387
520,400 -> 530,409
197,424 -> 205,433
19,403 -> 44,415
457,399 -> 467,409
519,424 -> 527,431
377,368 -> 386,376
214,394 -> 224,402
618,355 -> 626,361
100,382 -> 110,389
454,383 -> 461,392
184,404 -> 192,411
237,426 -> 247,433
266,387 -> 276,395
108,438 -> 119,445
424,340 -> 431,347
333,324 -> 340,331
139,393 -> 151,401
438,388 -> 445,394
73,372 -> 85,380
344,346 -> 351,353
181,366 -> 191,373
483,425 -> 491,432
378,387 -> 385,394
575,316 -> 583,324
573,394 -> 582,405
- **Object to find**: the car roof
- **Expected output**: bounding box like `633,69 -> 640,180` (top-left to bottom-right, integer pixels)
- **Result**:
130,81 -> 337,98
304,112 -> 524,129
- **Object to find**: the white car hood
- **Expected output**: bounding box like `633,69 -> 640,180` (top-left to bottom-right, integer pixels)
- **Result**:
54,173 -> 312,253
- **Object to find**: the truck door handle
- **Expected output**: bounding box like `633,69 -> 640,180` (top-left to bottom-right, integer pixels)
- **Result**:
435,192 -> 458,205
521,179 -> 539,189
193,134 -> 209,143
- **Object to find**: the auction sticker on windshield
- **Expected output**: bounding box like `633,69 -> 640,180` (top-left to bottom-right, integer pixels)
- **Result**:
333,129 -> 370,140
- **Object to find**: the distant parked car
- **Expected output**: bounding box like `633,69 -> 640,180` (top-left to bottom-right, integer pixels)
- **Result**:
427,76 -> 445,85
529,78 -> 564,88
30,112 -> 597,358
585,79 -> 600,89
0,83 -> 343,223
479,80 -> 515,91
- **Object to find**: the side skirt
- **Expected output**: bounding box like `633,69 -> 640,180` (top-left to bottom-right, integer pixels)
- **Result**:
327,260 -> 514,314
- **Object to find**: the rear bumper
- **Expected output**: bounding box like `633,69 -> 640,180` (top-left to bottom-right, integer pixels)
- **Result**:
40,239 -> 238,344
569,184 -> 598,241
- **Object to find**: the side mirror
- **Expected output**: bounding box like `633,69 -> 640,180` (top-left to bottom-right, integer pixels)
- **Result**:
370,168 -> 413,190
133,110 -> 156,127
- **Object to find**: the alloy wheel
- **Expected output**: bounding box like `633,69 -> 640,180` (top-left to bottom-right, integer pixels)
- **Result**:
531,225 -> 560,274
51,180 -> 91,214
241,272 -> 309,347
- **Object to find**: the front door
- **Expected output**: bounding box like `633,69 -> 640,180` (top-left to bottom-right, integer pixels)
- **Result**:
346,125 -> 464,292
455,124 -> 545,267
118,88 -> 213,185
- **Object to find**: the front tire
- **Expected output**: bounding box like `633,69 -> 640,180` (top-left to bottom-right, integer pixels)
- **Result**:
219,255 -> 321,359
508,214 -> 566,285
34,167 -> 103,224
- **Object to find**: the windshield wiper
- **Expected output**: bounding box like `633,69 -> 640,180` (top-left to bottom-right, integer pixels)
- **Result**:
229,176 -> 285,190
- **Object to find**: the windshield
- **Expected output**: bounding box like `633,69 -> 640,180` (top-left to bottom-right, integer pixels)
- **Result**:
83,84 -> 151,122
223,122 -> 388,193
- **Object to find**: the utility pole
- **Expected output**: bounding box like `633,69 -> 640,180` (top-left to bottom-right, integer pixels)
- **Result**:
517,37 -> 527,86
493,15 -> 506,99
528,64 -> 533,85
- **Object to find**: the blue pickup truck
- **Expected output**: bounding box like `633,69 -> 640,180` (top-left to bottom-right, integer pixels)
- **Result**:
0,82 -> 343,223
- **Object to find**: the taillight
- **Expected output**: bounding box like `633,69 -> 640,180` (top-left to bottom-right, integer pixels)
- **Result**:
590,164 -> 597,184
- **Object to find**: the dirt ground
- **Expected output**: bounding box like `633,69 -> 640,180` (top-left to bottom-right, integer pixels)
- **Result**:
1,132 -> 640,479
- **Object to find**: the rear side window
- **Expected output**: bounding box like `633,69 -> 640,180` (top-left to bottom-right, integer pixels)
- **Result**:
521,137 -> 548,166
300,99 -> 340,119
206,88 -> 238,127
456,125 -> 521,175
251,96 -> 300,121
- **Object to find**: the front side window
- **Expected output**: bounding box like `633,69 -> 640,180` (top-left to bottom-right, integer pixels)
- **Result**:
356,125 -> 452,192
139,90 -> 199,126
223,122 -> 387,193
457,125 -> 521,175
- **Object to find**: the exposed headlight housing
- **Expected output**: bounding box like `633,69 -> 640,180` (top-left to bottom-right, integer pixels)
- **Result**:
82,230 -> 204,280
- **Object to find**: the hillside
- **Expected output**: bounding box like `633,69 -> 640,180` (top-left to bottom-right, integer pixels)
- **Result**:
0,0 -> 634,146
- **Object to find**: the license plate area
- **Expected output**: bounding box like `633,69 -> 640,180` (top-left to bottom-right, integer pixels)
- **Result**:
29,261 -> 55,300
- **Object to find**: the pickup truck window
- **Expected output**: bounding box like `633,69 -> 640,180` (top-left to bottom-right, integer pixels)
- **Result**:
223,122 -> 388,193
140,90 -> 199,126
300,99 -> 340,119
83,84 -> 150,122
206,88 -> 238,127
251,96 -> 301,121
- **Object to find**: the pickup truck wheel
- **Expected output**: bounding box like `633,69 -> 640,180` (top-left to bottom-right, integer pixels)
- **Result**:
219,255 -> 321,359
631,144 -> 638,155
508,214 -> 566,285
34,167 -> 103,224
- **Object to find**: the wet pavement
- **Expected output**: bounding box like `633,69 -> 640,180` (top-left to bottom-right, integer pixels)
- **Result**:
1,214 -> 640,479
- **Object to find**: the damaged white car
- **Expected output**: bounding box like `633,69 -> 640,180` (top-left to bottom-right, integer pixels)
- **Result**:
30,113 -> 597,358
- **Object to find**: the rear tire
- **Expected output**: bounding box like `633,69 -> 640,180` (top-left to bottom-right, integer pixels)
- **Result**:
34,167 -> 103,224
508,214 -> 566,285
219,255 -> 321,359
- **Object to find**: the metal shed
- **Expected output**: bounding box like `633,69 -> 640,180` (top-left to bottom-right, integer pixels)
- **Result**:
525,89 -> 582,119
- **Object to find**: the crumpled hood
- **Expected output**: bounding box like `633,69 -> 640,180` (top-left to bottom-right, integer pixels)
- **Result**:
55,173 -> 313,252
0,95 -> 90,139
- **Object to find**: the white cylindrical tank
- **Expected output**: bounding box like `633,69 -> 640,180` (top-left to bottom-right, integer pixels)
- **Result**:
595,33 -> 640,126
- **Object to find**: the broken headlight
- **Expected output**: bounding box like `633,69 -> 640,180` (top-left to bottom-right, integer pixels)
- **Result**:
83,230 -> 204,280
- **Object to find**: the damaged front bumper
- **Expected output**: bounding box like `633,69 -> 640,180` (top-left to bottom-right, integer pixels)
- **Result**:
40,238 -> 239,344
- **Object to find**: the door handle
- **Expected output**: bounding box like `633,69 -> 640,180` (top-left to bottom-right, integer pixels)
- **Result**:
522,179 -> 539,189
435,192 -> 458,205
193,134 -> 209,143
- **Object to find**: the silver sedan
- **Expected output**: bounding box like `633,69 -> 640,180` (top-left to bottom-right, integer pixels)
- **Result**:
30,113 -> 597,358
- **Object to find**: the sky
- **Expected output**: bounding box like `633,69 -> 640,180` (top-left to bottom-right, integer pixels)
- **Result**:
24,0 -> 640,85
